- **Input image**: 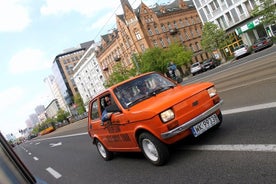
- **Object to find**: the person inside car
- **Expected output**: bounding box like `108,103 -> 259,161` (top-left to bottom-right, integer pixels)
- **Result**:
101,96 -> 113,125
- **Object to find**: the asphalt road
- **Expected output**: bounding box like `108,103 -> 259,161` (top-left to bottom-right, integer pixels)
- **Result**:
14,46 -> 276,184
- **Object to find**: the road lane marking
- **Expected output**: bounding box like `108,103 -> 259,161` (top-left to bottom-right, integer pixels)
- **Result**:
46,167 -> 62,179
34,132 -> 88,141
222,102 -> 276,115
182,144 -> 276,152
33,157 -> 39,161
28,153 -> 32,155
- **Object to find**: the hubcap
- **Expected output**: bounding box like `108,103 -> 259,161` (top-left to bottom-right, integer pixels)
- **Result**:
142,139 -> 159,161
97,142 -> 106,158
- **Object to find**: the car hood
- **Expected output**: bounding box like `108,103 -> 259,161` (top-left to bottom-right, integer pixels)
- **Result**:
126,82 -> 213,122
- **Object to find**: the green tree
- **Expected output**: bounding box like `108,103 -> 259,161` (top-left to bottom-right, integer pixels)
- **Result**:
251,0 -> 276,25
56,109 -> 70,123
104,43 -> 192,86
201,22 -> 229,61
73,93 -> 86,115
140,43 -> 193,74
104,61 -> 137,87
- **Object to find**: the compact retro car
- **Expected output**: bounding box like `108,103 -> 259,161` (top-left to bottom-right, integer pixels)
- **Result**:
88,72 -> 223,165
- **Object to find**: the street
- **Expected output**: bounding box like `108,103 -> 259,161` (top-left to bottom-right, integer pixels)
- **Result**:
14,46 -> 276,184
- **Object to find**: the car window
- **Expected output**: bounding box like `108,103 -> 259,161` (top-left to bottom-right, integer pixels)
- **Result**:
114,73 -> 175,108
90,100 -> 99,120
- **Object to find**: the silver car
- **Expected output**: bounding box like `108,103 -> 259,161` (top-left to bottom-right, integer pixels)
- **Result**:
190,62 -> 204,76
233,44 -> 251,59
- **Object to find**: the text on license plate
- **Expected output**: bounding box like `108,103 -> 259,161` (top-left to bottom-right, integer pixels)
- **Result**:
191,114 -> 220,137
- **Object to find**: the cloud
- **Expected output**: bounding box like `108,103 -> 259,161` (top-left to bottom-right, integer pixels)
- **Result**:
8,48 -> 51,74
0,87 -> 24,112
0,0 -> 31,32
40,0 -> 119,17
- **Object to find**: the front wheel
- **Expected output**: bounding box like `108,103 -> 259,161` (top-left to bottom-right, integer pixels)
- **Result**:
95,139 -> 113,161
139,132 -> 169,166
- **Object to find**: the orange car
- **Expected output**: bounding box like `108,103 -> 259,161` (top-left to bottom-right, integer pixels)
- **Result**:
88,72 -> 223,165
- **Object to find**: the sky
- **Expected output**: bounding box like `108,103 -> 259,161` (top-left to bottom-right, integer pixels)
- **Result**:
0,0 -> 172,137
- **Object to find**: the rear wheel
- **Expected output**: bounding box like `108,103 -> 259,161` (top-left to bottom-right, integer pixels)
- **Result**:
95,139 -> 113,161
139,132 -> 169,166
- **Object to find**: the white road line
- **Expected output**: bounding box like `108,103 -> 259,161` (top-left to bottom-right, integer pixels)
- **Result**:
33,157 -> 39,161
222,102 -> 276,115
46,167 -> 62,179
28,153 -> 32,155
34,132 -> 88,141
182,144 -> 276,152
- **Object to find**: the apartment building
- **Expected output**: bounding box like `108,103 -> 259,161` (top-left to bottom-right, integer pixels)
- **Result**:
73,43 -> 106,110
52,40 -> 94,113
97,0 -> 209,80
192,0 -> 274,56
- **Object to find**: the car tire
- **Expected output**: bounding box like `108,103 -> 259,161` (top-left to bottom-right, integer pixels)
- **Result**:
95,139 -> 113,161
139,132 -> 169,166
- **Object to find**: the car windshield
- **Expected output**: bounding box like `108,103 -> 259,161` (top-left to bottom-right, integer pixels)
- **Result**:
192,63 -> 200,67
113,73 -> 175,108
235,45 -> 245,50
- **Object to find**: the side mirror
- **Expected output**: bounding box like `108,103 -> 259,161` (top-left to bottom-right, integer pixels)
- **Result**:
106,104 -> 122,113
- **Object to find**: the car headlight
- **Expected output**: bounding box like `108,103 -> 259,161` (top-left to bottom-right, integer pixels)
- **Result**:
208,87 -> 217,97
160,109 -> 174,123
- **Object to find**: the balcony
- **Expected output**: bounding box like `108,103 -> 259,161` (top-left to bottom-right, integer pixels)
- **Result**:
169,28 -> 178,35
114,56 -> 121,62
103,66 -> 108,71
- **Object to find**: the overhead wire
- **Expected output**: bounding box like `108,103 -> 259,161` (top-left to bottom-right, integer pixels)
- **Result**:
92,0 -> 163,41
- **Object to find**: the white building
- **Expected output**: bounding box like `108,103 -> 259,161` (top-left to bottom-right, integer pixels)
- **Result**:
44,75 -> 69,113
192,0 -> 275,55
73,43 -> 106,110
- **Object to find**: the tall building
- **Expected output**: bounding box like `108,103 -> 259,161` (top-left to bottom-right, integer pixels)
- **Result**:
35,105 -> 45,115
73,42 -> 106,110
96,0 -> 208,80
192,0 -> 274,56
44,75 -> 68,113
52,40 -> 94,112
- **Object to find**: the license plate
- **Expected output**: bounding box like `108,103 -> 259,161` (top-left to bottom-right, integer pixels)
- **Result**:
191,114 -> 220,137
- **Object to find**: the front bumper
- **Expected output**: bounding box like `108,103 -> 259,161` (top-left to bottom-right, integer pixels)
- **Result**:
161,99 -> 223,139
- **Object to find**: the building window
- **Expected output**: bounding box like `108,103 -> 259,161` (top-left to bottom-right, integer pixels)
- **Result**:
166,37 -> 171,44
154,25 -> 159,34
210,0 -> 219,11
140,44 -> 146,52
167,22 -> 172,30
237,5 -> 244,15
179,19 -> 184,27
148,27 -> 153,36
160,38 -> 166,48
190,44 -> 194,52
135,31 -> 142,40
226,12 -> 233,22
204,5 -> 210,14
178,33 -> 184,42
153,40 -> 158,47
174,21 -> 178,29
161,24 -> 166,32
185,30 -> 190,40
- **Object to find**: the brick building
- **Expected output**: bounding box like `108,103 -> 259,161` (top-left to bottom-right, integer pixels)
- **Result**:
96,0 -> 209,80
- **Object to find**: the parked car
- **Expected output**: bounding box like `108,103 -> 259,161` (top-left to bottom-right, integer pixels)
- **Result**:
252,37 -> 273,52
190,62 -> 204,76
88,72 -> 223,166
233,44 -> 251,59
202,58 -> 221,71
